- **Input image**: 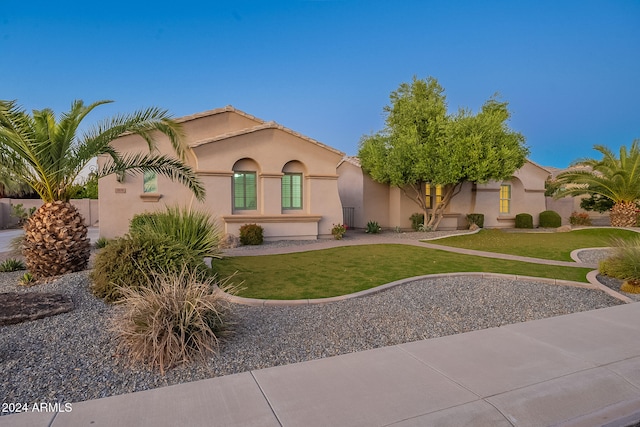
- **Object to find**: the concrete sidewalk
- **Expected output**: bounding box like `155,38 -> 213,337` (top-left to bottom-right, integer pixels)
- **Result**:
3,302 -> 640,427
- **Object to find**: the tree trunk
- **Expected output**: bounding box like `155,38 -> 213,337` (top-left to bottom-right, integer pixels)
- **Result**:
610,201 -> 638,227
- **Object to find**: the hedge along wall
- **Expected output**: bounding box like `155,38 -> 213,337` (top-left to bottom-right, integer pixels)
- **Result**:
0,198 -> 100,229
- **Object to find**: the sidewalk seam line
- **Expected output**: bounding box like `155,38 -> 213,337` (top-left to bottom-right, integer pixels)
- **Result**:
249,371 -> 283,427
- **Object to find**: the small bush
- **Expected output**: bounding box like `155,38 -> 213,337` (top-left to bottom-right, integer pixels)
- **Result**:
90,233 -> 206,303
539,210 -> 561,228
130,206 -> 222,259
365,221 -> 382,234
0,258 -> 25,272
599,236 -> 640,284
410,213 -> 425,231
19,272 -> 35,286
569,212 -> 592,226
94,237 -> 110,249
112,267 -> 236,374
515,213 -> 533,229
239,223 -> 264,245
10,204 -> 36,227
331,223 -> 347,240
466,213 -> 484,228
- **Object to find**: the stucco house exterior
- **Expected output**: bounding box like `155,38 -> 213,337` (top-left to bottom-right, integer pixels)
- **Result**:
98,106 -> 345,240
337,157 -> 550,230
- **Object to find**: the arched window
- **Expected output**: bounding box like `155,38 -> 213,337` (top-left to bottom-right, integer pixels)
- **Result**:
282,161 -> 305,211
232,159 -> 259,211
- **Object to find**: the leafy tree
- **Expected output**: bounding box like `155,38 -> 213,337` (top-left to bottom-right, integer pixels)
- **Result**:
69,171 -> 99,199
579,193 -> 615,213
555,141 -> 640,227
0,99 -> 205,278
358,76 -> 528,230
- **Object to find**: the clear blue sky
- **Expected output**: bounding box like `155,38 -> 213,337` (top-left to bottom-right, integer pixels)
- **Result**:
2,0 -> 639,168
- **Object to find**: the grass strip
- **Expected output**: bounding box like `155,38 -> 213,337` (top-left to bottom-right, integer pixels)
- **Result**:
427,228 -> 638,261
216,244 -> 592,300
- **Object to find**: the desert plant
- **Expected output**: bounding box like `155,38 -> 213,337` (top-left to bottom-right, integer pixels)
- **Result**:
466,213 -> 484,228
365,221 -> 382,234
19,272 -> 35,286
539,210 -> 561,228
599,236 -> 640,293
0,258 -> 25,272
515,213 -> 533,229
331,223 -> 347,240
90,233 -> 206,303
555,141 -> 640,227
239,223 -> 264,245
129,206 -> 222,259
112,267 -> 237,374
569,212 -> 592,226
410,213 -> 425,231
94,237 -> 109,249
0,99 -> 204,279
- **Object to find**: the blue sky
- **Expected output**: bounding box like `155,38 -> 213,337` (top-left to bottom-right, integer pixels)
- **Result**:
2,0 -> 639,168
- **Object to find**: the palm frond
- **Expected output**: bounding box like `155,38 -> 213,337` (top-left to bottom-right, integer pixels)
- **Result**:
98,152 -> 205,201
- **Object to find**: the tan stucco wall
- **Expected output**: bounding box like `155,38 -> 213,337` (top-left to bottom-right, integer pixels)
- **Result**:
337,162 -> 364,228
0,198 -> 99,229
99,109 -> 344,240
342,159 -> 550,230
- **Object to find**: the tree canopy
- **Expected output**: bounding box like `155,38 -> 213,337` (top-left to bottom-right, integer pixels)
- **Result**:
358,76 -> 528,230
0,99 -> 204,203
555,141 -> 640,227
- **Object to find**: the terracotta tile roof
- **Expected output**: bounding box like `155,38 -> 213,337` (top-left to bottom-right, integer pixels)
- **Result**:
337,156 -> 361,168
175,105 -> 265,125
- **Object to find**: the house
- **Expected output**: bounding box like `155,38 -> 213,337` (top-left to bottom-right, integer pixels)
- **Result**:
98,106 -> 345,240
337,157 -> 550,229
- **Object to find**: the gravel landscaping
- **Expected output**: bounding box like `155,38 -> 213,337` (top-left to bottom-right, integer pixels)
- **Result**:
0,264 -> 625,409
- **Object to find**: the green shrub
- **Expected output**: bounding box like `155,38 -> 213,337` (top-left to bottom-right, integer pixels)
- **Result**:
569,212 -> 592,226
90,233 -> 206,303
129,206 -> 222,259
515,213 -> 533,229
365,221 -> 382,234
19,272 -> 35,286
539,210 -> 561,228
599,236 -> 640,283
410,213 -> 424,231
0,258 -> 25,272
239,223 -> 264,245
94,237 -> 110,249
466,213 -> 484,228
10,204 -> 36,226
331,223 -> 347,240
111,267 -> 236,374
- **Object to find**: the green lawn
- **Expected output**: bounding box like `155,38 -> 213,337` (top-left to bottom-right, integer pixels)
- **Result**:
427,228 -> 638,261
216,244 -> 592,300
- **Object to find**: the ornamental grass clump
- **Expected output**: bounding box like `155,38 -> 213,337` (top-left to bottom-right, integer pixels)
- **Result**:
90,233 -> 206,303
130,206 -> 222,259
599,236 -> 640,293
0,258 -> 25,272
112,267 -> 237,374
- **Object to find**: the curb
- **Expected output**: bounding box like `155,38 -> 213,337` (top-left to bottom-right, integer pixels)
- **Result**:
221,272 -> 605,307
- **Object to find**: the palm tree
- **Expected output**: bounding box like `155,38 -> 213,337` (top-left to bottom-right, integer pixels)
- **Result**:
555,141 -> 640,227
0,99 -> 205,278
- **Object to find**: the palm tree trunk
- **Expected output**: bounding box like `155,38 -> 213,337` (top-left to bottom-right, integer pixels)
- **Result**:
610,201 -> 638,227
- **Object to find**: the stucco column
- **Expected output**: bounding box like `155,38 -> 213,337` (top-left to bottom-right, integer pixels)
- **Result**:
307,174 -> 342,237
260,173 -> 283,215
